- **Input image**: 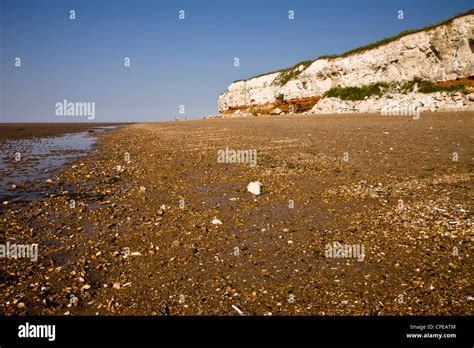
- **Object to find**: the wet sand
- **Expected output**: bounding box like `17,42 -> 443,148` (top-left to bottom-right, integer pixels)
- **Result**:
0,112 -> 472,315
0,125 -> 121,204
0,124 -> 120,143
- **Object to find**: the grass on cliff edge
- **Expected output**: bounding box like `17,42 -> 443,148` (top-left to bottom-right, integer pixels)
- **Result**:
401,79 -> 466,94
324,83 -> 389,101
231,9 -> 473,87
272,60 -> 313,86
336,9 -> 473,59
324,80 -> 468,101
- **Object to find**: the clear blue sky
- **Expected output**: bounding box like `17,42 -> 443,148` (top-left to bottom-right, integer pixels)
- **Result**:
0,0 -> 472,123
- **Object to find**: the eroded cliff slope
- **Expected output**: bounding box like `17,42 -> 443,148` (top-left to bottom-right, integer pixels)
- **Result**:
218,11 -> 474,115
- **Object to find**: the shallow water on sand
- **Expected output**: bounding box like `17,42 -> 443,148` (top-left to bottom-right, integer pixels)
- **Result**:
0,126 -> 116,202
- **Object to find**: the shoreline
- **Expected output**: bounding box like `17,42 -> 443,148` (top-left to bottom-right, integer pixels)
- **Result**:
0,123 -> 129,143
0,125 -> 121,205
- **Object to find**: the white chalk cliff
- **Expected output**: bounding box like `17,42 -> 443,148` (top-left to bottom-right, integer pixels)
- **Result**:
218,11 -> 474,114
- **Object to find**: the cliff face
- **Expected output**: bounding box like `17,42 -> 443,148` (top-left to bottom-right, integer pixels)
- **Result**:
218,13 -> 474,114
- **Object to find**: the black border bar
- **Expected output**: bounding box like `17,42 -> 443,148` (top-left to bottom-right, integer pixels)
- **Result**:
0,316 -> 472,346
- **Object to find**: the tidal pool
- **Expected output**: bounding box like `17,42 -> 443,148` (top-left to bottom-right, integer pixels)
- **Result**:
0,126 -> 116,202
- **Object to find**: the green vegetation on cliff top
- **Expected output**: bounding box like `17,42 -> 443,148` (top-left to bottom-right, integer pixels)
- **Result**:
232,9 -> 473,86
323,79 -> 468,101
